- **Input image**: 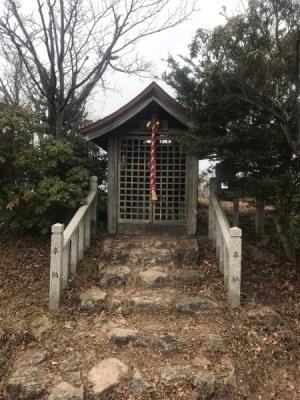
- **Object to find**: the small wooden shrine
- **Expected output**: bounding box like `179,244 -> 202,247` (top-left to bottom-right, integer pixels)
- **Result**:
81,82 -> 198,235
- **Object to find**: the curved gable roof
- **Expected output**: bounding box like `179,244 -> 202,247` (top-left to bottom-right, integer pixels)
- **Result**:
81,82 -> 192,141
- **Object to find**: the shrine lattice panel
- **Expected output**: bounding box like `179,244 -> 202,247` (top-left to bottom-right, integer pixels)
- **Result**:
119,137 -> 187,222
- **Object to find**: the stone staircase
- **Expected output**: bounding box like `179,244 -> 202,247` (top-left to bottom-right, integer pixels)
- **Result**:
5,236 -> 237,400
77,236 -> 236,399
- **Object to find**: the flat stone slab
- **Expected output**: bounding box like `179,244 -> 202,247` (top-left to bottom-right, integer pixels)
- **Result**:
127,294 -> 172,311
174,270 -> 205,286
107,289 -> 177,312
139,270 -> 170,288
158,359 -> 236,393
99,266 -> 131,286
6,366 -> 52,399
200,334 -> 225,351
102,236 -> 199,267
80,288 -> 107,312
57,350 -> 96,374
107,327 -> 138,345
133,370 -> 150,393
219,358 -> 236,390
193,356 -> 211,370
159,364 -> 192,385
176,297 -> 219,314
107,290 -> 219,315
154,333 -> 180,353
247,306 -> 282,329
129,248 -> 173,266
48,382 -> 84,400
173,239 -> 199,266
102,240 -> 131,264
139,268 -> 204,288
30,316 -> 52,339
194,371 -> 216,399
13,349 -> 48,369
6,350 -> 52,399
87,358 -> 129,396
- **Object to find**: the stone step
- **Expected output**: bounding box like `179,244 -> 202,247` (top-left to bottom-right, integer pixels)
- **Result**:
86,356 -> 236,398
96,316 -> 226,353
108,288 -> 220,315
6,348 -> 235,399
138,268 -> 205,288
98,265 -> 205,288
79,287 -> 220,315
102,235 -> 199,267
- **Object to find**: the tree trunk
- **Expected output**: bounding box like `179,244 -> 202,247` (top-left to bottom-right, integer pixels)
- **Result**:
56,110 -> 64,138
47,106 -> 64,137
297,36 -> 300,149
273,215 -> 296,266
272,195 -> 296,267
296,35 -> 300,144
47,105 -> 57,136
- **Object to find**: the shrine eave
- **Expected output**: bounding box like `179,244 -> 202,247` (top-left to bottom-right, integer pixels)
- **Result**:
80,81 -> 193,144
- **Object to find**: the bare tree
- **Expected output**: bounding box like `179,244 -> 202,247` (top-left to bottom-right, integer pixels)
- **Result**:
297,32 -> 300,149
0,43 -> 25,106
0,0 -> 197,136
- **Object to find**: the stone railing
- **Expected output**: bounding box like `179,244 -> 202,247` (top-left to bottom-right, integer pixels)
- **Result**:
49,176 -> 98,310
208,179 -> 242,307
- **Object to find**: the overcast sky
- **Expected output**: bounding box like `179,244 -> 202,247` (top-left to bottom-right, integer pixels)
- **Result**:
87,0 -> 244,119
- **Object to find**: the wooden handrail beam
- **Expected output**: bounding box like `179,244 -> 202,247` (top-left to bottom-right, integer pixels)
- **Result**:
63,191 -> 96,246
210,192 -> 230,245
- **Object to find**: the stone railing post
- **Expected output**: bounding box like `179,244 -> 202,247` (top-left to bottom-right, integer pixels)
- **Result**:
228,227 -> 242,308
49,223 -> 64,310
224,244 -> 229,289
90,176 -> 98,238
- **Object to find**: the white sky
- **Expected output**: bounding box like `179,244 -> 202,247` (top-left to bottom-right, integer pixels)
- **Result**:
87,0 -> 243,119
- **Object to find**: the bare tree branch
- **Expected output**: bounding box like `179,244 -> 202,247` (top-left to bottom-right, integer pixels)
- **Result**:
0,0 -> 198,136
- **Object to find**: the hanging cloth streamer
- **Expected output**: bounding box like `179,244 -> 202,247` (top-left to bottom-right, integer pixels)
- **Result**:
149,118 -> 159,201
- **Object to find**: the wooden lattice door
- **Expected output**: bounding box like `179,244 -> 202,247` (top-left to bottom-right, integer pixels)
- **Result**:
118,137 -> 187,224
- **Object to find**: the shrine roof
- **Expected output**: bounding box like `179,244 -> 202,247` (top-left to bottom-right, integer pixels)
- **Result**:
80,82 -> 193,145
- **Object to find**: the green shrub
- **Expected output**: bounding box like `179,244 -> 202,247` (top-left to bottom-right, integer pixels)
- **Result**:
0,107 -> 106,234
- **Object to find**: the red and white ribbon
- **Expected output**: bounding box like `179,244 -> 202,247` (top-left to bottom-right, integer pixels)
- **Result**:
149,118 -> 158,201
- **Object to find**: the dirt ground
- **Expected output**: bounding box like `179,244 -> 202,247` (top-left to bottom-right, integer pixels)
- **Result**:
0,201 -> 300,399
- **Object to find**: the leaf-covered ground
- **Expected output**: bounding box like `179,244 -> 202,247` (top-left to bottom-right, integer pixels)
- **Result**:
0,201 -> 300,399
